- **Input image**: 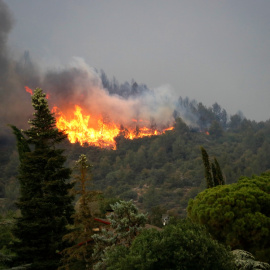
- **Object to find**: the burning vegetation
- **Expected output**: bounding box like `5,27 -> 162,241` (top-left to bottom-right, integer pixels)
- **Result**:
25,85 -> 174,149
52,104 -> 174,149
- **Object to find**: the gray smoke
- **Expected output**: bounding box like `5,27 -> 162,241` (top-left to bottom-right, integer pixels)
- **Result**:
0,0 -> 41,137
0,0 -> 12,73
1,0 -> 225,144
43,57 -> 177,129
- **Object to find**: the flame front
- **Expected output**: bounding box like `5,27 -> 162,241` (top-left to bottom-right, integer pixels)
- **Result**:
53,105 -> 174,149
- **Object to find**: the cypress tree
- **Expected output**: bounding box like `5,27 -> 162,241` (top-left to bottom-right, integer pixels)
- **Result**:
214,157 -> 225,185
200,146 -> 213,188
12,88 -> 74,270
211,162 -> 220,187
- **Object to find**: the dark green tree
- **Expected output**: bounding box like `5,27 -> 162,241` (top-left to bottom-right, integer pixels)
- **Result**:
9,126 -> 30,162
60,154 -> 102,270
187,172 -> 270,263
211,161 -> 219,186
214,157 -> 225,185
201,147 -> 224,188
209,120 -> 223,138
11,88 -> 74,270
102,219 -> 236,270
200,146 -> 213,188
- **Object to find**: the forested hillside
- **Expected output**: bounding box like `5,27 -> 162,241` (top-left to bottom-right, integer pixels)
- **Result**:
1,101 -> 270,217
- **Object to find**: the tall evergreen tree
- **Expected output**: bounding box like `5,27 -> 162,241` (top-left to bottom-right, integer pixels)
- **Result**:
200,146 -> 213,188
201,147 -> 225,188
211,162 -> 219,186
214,157 -> 225,185
11,88 -> 74,270
60,154 -> 102,270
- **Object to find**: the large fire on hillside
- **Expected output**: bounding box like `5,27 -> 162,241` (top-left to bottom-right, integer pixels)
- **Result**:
25,86 -> 174,149
52,105 -> 174,149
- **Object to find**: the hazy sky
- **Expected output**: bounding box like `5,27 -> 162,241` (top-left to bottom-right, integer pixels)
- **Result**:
5,0 -> 270,121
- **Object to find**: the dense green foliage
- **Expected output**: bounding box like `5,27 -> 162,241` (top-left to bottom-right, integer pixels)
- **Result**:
0,62 -> 269,268
60,154 -> 102,270
11,88 -> 74,270
92,200 -> 147,270
1,100 -> 270,217
101,219 -> 236,270
0,212 -> 17,269
187,172 -> 270,263
201,146 -> 224,188
201,146 -> 214,188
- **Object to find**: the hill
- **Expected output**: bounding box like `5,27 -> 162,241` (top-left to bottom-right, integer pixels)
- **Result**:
70,116 -> 270,217
2,109 -> 269,219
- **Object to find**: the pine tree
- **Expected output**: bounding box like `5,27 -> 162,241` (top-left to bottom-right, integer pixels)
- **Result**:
60,154 -> 102,270
200,146 -> 213,188
11,88 -> 74,270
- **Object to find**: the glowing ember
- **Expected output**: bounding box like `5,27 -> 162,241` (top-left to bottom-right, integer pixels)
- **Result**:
52,105 -> 174,149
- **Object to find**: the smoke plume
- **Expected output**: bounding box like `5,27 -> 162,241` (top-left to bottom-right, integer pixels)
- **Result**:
1,1 -> 228,146
0,0 -> 178,137
0,0 -> 41,135
43,57 -> 177,129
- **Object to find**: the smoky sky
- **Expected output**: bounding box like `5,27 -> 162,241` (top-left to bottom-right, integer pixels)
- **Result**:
3,0 -> 270,122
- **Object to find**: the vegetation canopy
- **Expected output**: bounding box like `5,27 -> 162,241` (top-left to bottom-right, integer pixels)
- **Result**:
100,219 -> 236,270
187,172 -> 270,263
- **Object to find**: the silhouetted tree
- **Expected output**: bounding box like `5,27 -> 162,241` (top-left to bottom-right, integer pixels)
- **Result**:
12,88 -> 74,270
200,146 -> 213,188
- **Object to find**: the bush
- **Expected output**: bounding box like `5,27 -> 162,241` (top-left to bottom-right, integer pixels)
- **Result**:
104,219 -> 236,270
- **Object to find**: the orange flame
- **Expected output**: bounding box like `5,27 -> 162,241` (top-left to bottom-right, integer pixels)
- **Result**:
25,86 -> 49,99
53,105 -> 174,149
25,86 -> 33,95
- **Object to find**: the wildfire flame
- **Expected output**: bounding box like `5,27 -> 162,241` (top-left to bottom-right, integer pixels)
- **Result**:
25,86 -> 174,149
25,86 -> 49,99
25,86 -> 33,95
52,105 -> 174,149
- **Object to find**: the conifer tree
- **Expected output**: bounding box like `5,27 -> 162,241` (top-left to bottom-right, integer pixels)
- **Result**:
201,147 -> 225,188
11,88 -> 74,270
214,157 -> 225,185
211,162 -> 219,186
60,154 -> 102,270
200,146 -> 213,188
92,200 -> 147,270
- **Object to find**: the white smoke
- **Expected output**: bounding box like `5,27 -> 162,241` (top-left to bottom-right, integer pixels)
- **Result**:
45,57 -> 177,129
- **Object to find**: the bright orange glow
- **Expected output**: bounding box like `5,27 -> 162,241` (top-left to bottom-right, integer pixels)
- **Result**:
53,105 -> 174,149
25,86 -> 33,95
25,86 -> 49,99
